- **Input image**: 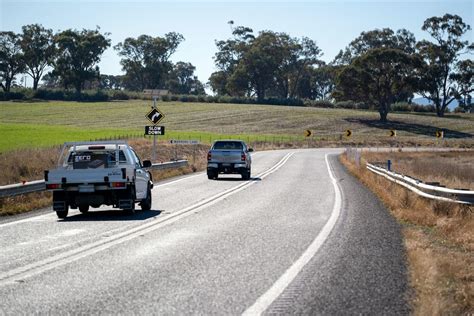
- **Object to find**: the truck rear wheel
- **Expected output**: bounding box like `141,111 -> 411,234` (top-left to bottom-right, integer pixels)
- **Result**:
79,205 -> 89,213
56,208 -> 68,219
242,168 -> 251,180
124,187 -> 136,214
141,186 -> 152,211
207,170 -> 218,180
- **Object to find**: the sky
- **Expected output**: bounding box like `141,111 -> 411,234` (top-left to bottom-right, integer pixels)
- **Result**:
1,0 -> 473,88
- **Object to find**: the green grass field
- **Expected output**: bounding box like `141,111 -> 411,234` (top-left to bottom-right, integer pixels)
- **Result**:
1,100 -> 473,152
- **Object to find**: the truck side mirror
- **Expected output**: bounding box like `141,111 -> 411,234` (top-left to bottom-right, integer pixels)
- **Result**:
142,160 -> 152,168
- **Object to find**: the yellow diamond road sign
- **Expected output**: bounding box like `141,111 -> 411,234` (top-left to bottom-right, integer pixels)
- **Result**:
304,130 -> 312,137
146,108 -> 165,125
389,130 -> 396,137
345,129 -> 352,137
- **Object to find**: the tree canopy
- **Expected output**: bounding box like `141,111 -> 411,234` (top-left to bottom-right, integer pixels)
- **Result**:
210,23 -> 323,101
0,32 -> 25,92
52,28 -> 111,93
114,33 -> 184,91
20,24 -> 55,90
335,48 -> 420,121
416,14 -> 473,116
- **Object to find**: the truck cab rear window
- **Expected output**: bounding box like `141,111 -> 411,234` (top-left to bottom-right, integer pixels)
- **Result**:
67,150 -> 127,169
213,141 -> 243,150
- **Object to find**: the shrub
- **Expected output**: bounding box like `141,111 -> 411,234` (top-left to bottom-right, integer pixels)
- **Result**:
160,94 -> 170,102
170,95 -> 179,101
111,90 -> 130,100
412,104 -> 435,113
206,96 -> 219,103
391,102 -> 413,112
304,99 -> 334,108
335,100 -> 357,109
197,95 -> 207,102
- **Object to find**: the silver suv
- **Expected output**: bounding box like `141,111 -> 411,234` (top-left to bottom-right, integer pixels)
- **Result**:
207,140 -> 253,180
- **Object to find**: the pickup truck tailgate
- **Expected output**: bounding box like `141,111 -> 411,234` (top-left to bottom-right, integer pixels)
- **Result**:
209,150 -> 242,163
47,168 -> 126,184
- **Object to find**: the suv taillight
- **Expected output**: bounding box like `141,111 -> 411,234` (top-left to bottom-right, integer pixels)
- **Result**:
241,153 -> 246,161
207,152 -> 212,161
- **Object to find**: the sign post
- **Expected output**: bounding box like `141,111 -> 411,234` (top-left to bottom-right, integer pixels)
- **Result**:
143,90 -> 167,162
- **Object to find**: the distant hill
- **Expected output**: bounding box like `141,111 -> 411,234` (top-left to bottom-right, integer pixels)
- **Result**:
412,97 -> 459,109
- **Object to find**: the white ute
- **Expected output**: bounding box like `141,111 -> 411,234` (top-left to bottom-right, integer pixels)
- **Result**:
45,141 -> 153,218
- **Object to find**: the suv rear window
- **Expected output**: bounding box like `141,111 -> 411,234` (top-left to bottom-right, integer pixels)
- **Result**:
213,141 -> 243,150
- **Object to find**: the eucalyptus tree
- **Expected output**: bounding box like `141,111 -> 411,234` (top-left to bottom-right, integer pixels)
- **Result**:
333,28 -> 416,65
52,28 -> 110,93
20,24 -> 56,90
0,31 -> 25,92
416,14 -> 473,117
334,48 -> 420,122
114,32 -> 184,91
167,61 -> 205,95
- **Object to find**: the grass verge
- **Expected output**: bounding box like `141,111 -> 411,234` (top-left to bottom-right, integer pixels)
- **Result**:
340,151 -> 473,315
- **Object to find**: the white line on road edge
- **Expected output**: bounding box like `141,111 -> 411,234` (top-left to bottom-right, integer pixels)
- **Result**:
242,154 -> 342,316
0,152 -> 294,286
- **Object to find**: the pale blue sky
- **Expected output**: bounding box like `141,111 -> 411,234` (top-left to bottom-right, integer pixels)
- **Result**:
1,0 -> 472,86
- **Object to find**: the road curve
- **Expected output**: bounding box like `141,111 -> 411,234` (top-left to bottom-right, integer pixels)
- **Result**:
0,149 -> 410,315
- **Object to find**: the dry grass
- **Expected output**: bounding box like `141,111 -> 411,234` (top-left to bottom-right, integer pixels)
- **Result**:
367,151 -> 474,190
340,152 -> 474,315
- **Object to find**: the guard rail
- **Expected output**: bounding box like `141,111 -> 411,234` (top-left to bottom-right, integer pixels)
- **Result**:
0,160 -> 188,198
366,163 -> 474,205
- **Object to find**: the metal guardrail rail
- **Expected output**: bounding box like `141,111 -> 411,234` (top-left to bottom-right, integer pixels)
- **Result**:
0,160 -> 188,198
366,163 -> 474,205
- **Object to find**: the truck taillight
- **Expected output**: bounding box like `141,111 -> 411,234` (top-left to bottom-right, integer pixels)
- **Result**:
241,153 -> 246,161
207,152 -> 212,161
46,184 -> 61,190
111,182 -> 126,188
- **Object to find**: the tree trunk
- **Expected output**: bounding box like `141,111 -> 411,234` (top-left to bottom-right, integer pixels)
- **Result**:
33,78 -> 39,90
379,103 -> 389,122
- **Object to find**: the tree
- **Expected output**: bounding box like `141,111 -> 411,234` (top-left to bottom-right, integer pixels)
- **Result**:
209,23 -> 254,96
295,64 -> 335,100
333,28 -> 416,65
20,24 -> 55,90
210,23 -> 322,101
334,48 -> 419,122
52,28 -> 110,93
451,59 -> 473,112
167,62 -> 205,95
114,33 -> 184,91
0,32 -> 25,92
417,14 -> 473,117
98,74 -> 124,90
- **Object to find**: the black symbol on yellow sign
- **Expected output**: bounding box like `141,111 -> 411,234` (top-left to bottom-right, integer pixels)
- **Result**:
436,130 -> 444,138
345,130 -> 352,137
146,108 -> 165,125
304,130 -> 312,137
389,130 -> 396,137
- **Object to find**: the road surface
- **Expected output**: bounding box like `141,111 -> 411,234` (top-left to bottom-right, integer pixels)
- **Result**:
0,149 -> 410,315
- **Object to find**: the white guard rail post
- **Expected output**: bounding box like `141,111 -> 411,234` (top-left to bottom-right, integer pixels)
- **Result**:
0,160 -> 189,198
366,163 -> 474,205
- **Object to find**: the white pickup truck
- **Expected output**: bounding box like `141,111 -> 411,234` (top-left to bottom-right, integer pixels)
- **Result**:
45,141 -> 153,218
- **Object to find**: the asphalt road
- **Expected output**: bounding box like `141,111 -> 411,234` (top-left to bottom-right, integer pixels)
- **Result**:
0,149 -> 410,315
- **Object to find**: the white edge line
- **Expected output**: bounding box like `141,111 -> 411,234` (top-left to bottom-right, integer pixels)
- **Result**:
242,153 -> 342,316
